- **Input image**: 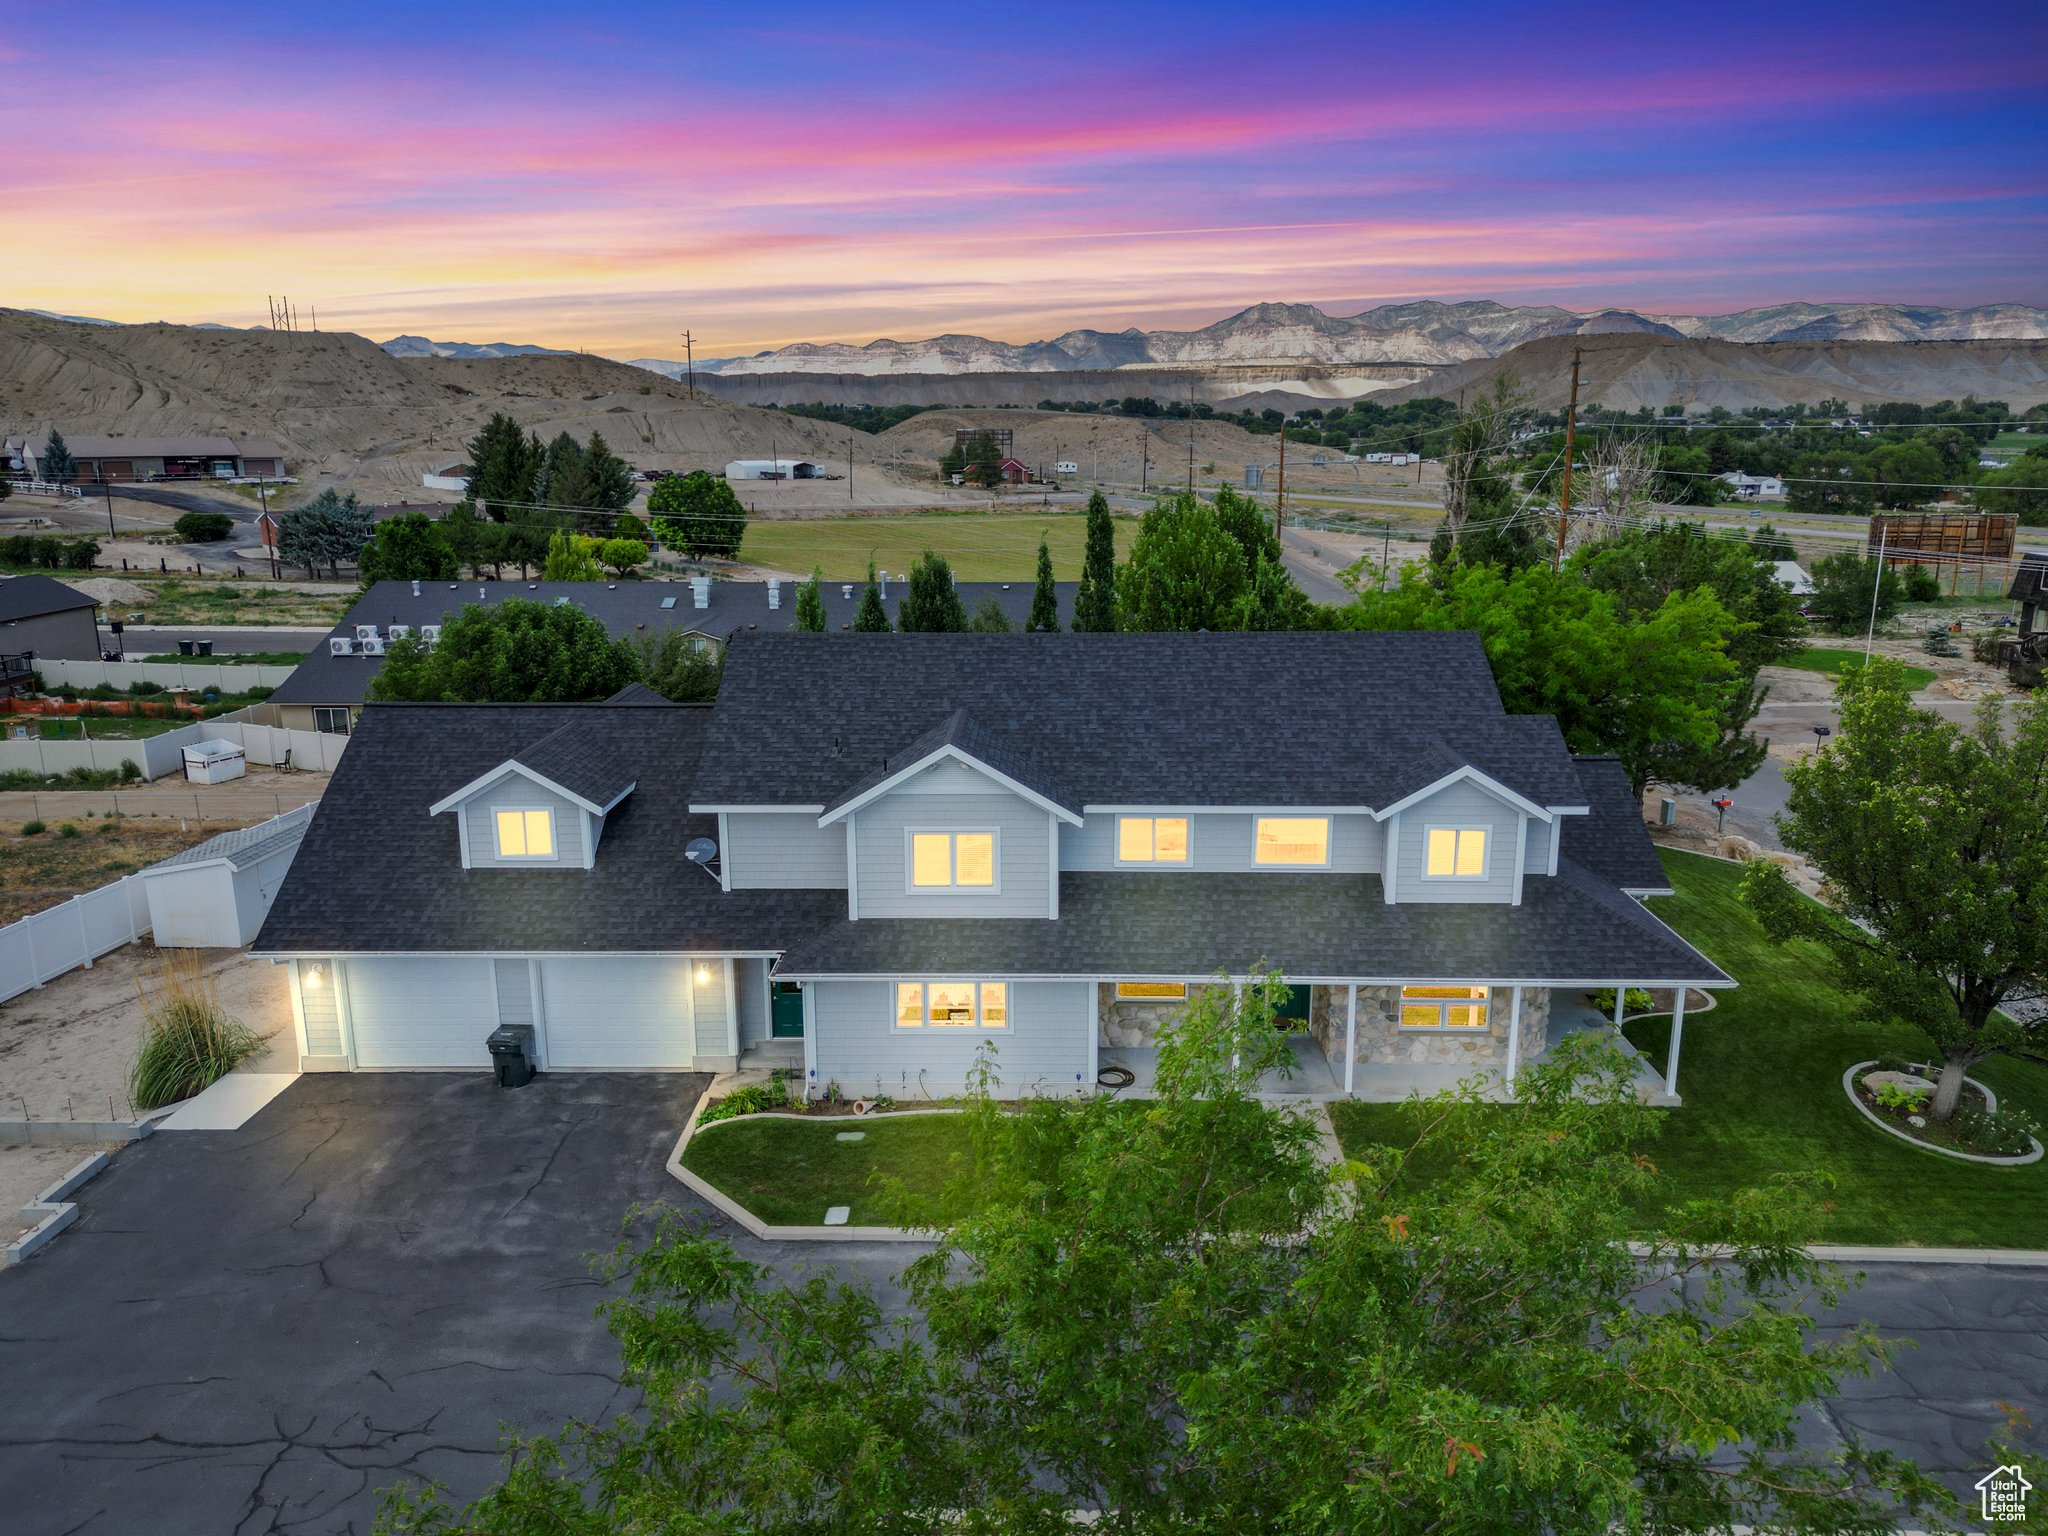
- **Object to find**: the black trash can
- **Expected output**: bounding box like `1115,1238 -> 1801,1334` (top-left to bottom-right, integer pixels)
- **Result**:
177,639 -> 195,656
195,639 -> 213,657
487,1024 -> 536,1088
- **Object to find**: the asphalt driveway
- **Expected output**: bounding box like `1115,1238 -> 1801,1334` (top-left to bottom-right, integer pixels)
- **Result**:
0,1073 -> 908,1536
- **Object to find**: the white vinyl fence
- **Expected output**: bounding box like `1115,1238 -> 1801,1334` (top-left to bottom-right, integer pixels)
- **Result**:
0,709 -> 349,782
36,658 -> 300,692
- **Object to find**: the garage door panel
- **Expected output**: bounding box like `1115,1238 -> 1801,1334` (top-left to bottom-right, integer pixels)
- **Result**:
541,958 -> 692,1069
346,958 -> 496,1068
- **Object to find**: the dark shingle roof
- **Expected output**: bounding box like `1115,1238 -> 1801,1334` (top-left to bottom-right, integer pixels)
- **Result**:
511,720 -> 635,810
0,575 -> 95,624
256,703 -> 841,954
146,803 -> 314,872
2010,554 -> 2048,605
605,682 -> 670,705
1558,758 -> 1671,893
773,867 -> 1728,985
266,579 -> 1078,707
821,706 -> 1074,818
694,632 -> 1586,812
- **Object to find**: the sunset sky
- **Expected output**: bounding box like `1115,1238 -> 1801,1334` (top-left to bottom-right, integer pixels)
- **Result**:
3,0 -> 2043,358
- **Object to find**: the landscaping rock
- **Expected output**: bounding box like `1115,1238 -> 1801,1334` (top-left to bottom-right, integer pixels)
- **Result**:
1861,1069 -> 1935,1095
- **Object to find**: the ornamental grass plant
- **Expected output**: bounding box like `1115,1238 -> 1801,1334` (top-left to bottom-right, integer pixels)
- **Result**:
129,952 -> 262,1110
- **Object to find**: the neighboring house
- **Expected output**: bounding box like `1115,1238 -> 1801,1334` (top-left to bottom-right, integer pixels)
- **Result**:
0,574 -> 101,661
259,578 -> 1079,735
256,633 -> 1729,1103
995,456 -> 1032,484
1771,561 -> 1815,595
6,434 -> 286,484
1717,472 -> 1784,500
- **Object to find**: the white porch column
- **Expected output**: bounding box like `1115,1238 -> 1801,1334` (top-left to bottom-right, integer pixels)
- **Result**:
1087,984 -> 1099,1095
1613,984 -> 1627,1030
1665,988 -> 1686,1099
1231,979 -> 1243,1070
1343,983 -> 1357,1096
1504,985 -> 1523,1098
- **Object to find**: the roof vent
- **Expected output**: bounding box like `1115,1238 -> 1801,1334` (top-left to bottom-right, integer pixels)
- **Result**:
841,584 -> 853,599
691,576 -> 711,610
767,578 -> 781,609
411,579 -> 421,597
879,570 -> 888,598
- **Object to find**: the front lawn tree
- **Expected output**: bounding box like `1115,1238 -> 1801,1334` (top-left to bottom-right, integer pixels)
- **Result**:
648,470 -> 746,560
1743,657 -> 2048,1122
369,597 -> 639,702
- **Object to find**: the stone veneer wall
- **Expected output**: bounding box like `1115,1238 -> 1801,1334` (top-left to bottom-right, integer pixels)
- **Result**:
1098,983 -> 1227,1047
1309,984 -> 1553,1068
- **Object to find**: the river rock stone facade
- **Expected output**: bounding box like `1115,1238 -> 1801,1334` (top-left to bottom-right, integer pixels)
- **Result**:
1097,983 -> 1225,1047
1309,984 -> 1553,1068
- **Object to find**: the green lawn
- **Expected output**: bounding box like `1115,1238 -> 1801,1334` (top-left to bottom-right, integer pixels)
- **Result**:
682,1111 -> 983,1227
37,716 -> 184,740
738,513 -> 1135,582
1779,646 -> 1937,693
1330,850 -> 2048,1247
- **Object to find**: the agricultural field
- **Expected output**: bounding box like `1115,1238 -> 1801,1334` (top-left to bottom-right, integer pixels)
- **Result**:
738,512 -> 1136,582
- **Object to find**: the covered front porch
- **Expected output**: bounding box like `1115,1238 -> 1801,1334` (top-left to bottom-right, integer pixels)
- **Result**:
1094,980 -> 1688,1105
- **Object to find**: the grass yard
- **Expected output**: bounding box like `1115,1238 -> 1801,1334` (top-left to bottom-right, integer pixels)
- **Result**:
1779,645 -> 1937,693
739,513 -> 1135,582
108,579 -> 354,627
36,715 -> 185,741
1330,850 -> 2048,1248
682,1111 -> 984,1228
0,816 -> 262,925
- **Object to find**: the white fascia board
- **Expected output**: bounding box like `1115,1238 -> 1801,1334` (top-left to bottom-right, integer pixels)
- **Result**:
771,968 -> 1735,987
427,759 -> 607,818
687,804 -> 827,814
1371,766 -> 1552,824
1081,804 -> 1375,815
249,946 -> 789,961
818,745 -> 1081,828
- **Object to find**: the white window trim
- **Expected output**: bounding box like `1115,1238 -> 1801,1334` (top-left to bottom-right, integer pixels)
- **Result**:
903,828 -> 1002,894
1421,824 -> 1490,881
493,805 -> 559,862
1253,815 -> 1332,869
891,979 -> 1014,1033
1396,984 -> 1493,1033
1113,814 -> 1192,867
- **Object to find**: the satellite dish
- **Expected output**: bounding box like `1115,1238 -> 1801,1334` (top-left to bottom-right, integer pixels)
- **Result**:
684,837 -> 719,866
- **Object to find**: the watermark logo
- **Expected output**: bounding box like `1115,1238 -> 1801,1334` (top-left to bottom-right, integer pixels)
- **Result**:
1975,1463 -> 2031,1525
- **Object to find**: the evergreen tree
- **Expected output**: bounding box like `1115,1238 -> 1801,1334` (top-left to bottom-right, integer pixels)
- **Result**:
1073,491 -> 1118,631
968,596 -> 1014,632
40,429 -> 76,487
277,489 -> 374,578
612,511 -> 650,544
897,550 -> 968,632
463,413 -> 540,520
854,563 -> 891,632
793,567 -> 827,631
581,431 -> 637,514
1028,536 -> 1059,631
535,433 -> 589,513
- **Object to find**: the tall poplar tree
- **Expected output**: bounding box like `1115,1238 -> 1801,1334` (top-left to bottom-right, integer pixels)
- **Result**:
1072,491 -> 1118,631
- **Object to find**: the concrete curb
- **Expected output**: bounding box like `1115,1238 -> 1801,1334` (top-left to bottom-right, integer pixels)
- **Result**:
3,1150 -> 113,1267
1626,1240 -> 2048,1268
0,1118 -> 156,1146
1841,1060 -> 2044,1166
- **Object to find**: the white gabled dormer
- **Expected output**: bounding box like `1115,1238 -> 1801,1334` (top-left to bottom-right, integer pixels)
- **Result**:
1372,761 -> 1582,907
428,721 -> 636,872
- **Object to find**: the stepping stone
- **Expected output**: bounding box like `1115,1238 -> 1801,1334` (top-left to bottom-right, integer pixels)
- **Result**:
823,1205 -> 850,1226
835,1130 -> 866,1142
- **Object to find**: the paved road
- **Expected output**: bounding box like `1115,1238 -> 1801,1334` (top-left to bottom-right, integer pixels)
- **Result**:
2,1075 -> 2040,1532
113,625 -> 330,658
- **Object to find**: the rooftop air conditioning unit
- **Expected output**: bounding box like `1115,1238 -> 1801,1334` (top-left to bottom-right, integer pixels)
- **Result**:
418,624 -> 441,644
387,623 -> 411,641
329,637 -> 357,657
360,636 -> 387,656
355,624 -> 380,642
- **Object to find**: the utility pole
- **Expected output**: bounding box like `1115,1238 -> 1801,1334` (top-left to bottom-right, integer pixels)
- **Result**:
104,478 -> 115,540
1275,421 -> 1287,544
848,426 -> 854,502
681,331 -> 696,399
1140,432 -> 1148,494
1557,344 -> 1582,571
1185,381 -> 1196,493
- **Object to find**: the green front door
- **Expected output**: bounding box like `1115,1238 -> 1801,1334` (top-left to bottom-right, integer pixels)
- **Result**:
770,981 -> 805,1038
1274,985 -> 1311,1025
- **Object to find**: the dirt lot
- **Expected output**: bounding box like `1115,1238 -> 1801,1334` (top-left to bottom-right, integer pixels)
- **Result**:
0,816 -> 271,925
0,767 -> 325,830
75,574 -> 355,627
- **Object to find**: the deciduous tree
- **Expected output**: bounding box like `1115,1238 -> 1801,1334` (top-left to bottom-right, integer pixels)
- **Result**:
598,539 -> 648,579
368,598 -> 638,702
631,629 -> 723,703
1807,550 -> 1900,635
648,471 -> 747,560
968,596 -> 1013,632
541,528 -> 602,581
357,514 -> 459,584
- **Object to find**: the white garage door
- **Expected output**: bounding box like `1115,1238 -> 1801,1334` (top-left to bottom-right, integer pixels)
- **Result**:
346,957 -> 497,1068
540,957 -> 694,1069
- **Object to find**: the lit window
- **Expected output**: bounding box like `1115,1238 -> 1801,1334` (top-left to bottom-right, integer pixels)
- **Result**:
1118,816 -> 1189,864
494,808 -> 554,859
1399,985 -> 1490,1030
1255,817 -> 1329,866
1115,982 -> 1188,1001
909,831 -> 996,888
893,981 -> 1009,1030
1425,828 -> 1488,878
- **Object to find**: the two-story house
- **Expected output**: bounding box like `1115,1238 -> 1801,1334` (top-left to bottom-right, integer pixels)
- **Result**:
255,633 -> 1728,1102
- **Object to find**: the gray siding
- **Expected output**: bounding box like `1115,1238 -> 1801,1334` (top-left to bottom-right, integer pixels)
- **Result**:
11,607 -> 102,661
736,957 -> 770,1046
1390,781 -> 1525,904
459,775 -> 590,869
810,978 -> 1092,1098
1523,817 -> 1554,879
300,964 -> 343,1057
692,958 -> 733,1063
725,811 -> 847,889
851,764 -> 1053,918
1060,811 -> 1380,872
494,958 -> 534,1030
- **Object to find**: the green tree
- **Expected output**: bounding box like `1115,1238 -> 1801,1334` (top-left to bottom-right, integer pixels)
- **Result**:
1118,491 -> 1301,632
1901,562 -> 1941,602
959,430 -> 1004,489
463,413 -> 541,520
541,527 -> 602,581
793,566 -> 826,632
277,489 -> 374,578
579,430 -> 637,515
173,510 -> 235,542
40,429 -> 76,487
648,471 -> 746,560
369,598 -> 639,702
1972,449 -> 2048,525
610,511 -> 649,544
598,539 -> 648,579
1750,523 -> 1798,561
1743,658 -> 2048,1121
968,595 -> 1013,632
1807,550 -> 1900,635
854,563 -> 890,632
937,440 -> 965,483
1028,536 -> 1059,631
896,550 -> 968,632
1341,560 -> 1744,795
1866,440 -> 1945,510
357,514 -> 459,585
631,629 -> 723,703
1785,451 -> 1877,517
534,432 -> 588,511
1072,490 -> 1118,632
380,989 -> 1945,1536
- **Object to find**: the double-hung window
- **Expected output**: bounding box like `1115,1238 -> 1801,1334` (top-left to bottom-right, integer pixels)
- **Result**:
1424,827 -> 1488,879
909,831 -> 996,889
1117,816 -> 1188,864
494,808 -> 555,860
895,980 -> 1009,1030
1255,816 -> 1330,866
1398,985 -> 1490,1031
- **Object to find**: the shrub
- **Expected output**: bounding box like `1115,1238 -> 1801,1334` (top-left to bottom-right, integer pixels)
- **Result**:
119,760 -> 141,783
56,822 -> 79,839
698,1080 -> 794,1125
20,819 -> 45,835
1588,986 -> 1654,1016
174,510 -> 236,542
1973,633 -> 2005,664
1901,563 -> 1942,602
128,953 -> 263,1110
127,679 -> 167,696
1873,1081 -> 1929,1113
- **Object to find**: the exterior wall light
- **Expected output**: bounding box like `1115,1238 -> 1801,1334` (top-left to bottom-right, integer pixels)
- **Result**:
305,962 -> 325,989
695,963 -> 711,984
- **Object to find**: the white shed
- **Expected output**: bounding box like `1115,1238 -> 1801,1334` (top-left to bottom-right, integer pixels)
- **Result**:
1772,561 -> 1815,596
182,738 -> 246,784
724,457 -> 821,480
139,805 -> 314,948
